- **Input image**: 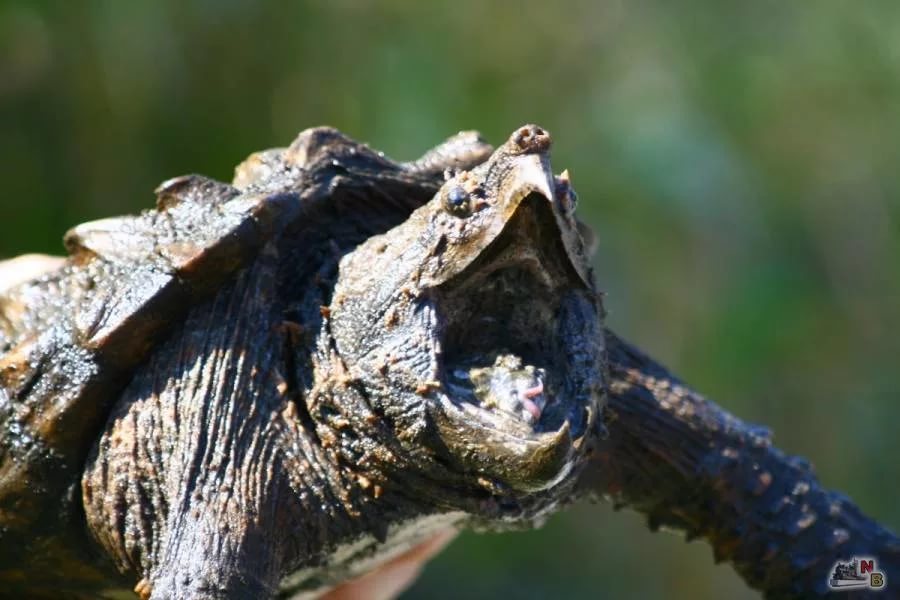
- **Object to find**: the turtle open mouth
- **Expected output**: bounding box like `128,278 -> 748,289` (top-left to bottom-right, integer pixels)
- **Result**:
324,143 -> 603,493
433,193 -> 596,441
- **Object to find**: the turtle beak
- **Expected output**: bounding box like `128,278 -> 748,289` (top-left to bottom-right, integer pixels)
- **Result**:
492,151 -> 593,289
433,409 -> 576,493
497,152 -> 556,217
421,137 -> 593,290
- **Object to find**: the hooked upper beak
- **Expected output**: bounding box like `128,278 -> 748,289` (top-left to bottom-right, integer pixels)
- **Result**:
497,151 -> 557,219
423,126 -> 593,289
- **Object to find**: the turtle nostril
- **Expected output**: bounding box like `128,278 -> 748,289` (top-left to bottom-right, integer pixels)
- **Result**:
511,125 -> 552,154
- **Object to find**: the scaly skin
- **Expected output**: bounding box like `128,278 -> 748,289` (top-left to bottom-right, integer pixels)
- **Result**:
83,125 -> 604,599
580,332 -> 900,598
0,127 -> 491,599
1,125 -> 897,599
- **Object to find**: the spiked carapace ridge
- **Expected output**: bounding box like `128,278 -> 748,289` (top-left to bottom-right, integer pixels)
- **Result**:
0,125 -> 896,600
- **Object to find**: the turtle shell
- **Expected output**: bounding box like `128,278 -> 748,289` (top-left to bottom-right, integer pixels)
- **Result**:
0,127 -> 491,596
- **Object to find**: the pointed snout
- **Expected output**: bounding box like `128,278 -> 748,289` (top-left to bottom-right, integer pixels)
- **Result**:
497,151 -> 557,218
507,124 -> 553,156
496,148 -> 592,288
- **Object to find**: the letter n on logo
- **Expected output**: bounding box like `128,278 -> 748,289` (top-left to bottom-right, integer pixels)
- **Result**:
860,559 -> 874,574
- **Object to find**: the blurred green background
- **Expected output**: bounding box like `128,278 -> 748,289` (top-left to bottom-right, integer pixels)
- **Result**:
2,1 -> 899,598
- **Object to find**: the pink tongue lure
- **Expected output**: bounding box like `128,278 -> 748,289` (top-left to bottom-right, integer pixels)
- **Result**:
522,381 -> 544,420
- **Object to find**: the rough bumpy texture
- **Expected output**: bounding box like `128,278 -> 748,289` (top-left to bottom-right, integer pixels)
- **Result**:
82,126 -> 604,599
580,333 -> 900,599
0,125 -> 897,600
0,127 -> 492,598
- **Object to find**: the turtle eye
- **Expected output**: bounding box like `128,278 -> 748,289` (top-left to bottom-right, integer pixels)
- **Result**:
444,185 -> 471,216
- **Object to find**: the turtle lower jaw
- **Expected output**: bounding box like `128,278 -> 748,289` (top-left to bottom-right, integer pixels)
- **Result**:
424,275 -> 596,493
428,332 -> 594,492
431,388 -> 578,493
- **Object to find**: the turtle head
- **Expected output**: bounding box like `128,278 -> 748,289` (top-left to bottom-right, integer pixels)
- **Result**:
327,125 -> 604,502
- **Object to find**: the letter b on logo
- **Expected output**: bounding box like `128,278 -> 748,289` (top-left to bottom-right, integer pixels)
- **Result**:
870,572 -> 884,588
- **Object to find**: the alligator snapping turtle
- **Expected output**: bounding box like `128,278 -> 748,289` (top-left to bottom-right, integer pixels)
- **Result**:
3,124 -> 899,600
0,125 -> 604,599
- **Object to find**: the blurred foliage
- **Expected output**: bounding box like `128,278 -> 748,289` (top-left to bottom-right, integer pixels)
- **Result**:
2,1 -> 899,598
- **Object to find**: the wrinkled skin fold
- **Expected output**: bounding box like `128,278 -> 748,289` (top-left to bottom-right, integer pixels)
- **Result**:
0,125 -> 896,599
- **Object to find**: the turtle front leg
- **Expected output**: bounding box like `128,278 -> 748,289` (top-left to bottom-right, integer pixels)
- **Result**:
82,254 -> 332,599
137,496 -> 284,599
